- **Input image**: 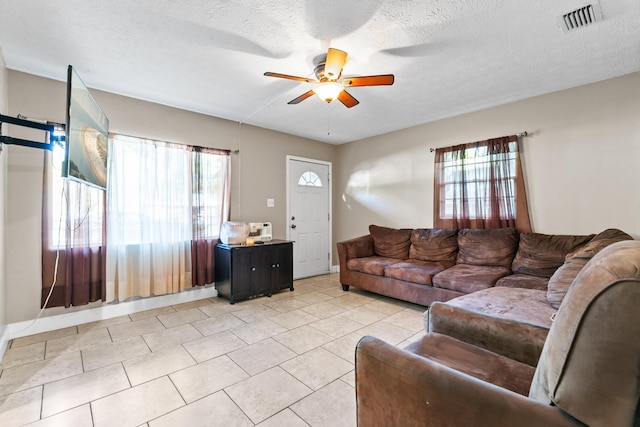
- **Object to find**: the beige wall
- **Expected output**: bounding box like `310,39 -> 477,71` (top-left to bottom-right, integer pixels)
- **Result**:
5,69 -> 640,322
0,48 -> 8,335
334,72 -> 640,259
5,71 -> 335,323
237,124 -> 335,238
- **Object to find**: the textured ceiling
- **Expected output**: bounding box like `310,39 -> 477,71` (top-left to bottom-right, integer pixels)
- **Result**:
0,0 -> 638,144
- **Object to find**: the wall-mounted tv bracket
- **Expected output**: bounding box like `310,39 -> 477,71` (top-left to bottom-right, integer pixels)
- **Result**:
0,113 -> 60,152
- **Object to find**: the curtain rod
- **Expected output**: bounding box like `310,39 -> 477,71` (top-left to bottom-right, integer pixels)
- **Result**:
428,131 -> 528,153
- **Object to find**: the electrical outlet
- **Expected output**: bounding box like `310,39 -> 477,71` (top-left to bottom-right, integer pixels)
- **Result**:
267,198 -> 275,208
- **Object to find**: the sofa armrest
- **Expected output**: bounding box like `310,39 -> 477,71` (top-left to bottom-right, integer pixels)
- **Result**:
355,336 -> 581,427
337,234 -> 375,259
337,234 -> 375,268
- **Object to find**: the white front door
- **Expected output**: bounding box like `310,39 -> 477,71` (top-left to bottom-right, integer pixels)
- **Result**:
287,156 -> 331,279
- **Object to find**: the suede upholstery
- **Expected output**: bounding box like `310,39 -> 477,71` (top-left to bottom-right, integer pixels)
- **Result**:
456,227 -> 519,267
404,333 -> 536,396
355,336 -> 579,427
338,225 -> 628,308
546,257 -> 589,309
369,224 -> 412,259
432,264 -> 512,293
355,241 -> 640,427
529,240 -> 640,426
511,232 -> 594,278
496,273 -> 549,290
428,287 -> 555,366
337,233 -> 464,306
345,234 -> 375,259
347,256 -> 398,276
383,259 -> 451,285
409,228 -> 458,262
547,228 -> 633,308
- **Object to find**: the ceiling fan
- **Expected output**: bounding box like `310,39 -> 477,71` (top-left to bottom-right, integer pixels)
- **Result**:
264,48 -> 394,108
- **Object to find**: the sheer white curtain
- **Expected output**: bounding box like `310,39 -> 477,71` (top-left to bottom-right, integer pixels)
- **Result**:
106,134 -> 193,302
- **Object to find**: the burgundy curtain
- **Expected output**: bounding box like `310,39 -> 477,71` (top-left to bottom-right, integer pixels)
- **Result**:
433,135 -> 531,232
190,147 -> 231,286
42,151 -> 106,308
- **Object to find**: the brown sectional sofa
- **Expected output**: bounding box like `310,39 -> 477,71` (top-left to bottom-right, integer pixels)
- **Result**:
337,225 -> 633,365
354,240 -> 640,427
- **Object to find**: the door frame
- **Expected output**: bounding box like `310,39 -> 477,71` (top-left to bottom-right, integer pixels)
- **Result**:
285,155 -> 333,278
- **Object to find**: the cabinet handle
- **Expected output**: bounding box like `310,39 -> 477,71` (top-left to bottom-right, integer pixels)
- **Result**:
276,263 -> 280,268
272,264 -> 276,268
251,267 -> 256,272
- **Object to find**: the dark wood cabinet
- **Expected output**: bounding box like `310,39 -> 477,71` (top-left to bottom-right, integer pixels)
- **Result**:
214,240 -> 294,304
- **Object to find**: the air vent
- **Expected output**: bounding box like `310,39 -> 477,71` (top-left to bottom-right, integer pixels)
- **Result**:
558,3 -> 602,33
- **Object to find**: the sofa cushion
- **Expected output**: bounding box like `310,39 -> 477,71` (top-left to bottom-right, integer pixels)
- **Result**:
409,228 -> 458,263
428,287 -> 556,366
511,232 -> 594,278
546,228 -> 633,309
347,256 -> 399,276
495,274 -> 549,291
369,225 -> 412,259
405,333 -> 536,396
456,228 -> 519,267
546,257 -> 589,309
567,228 -> 633,259
384,260 -> 452,286
432,264 -> 512,294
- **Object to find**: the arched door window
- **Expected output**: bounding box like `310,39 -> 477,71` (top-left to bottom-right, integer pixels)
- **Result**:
298,171 -> 323,187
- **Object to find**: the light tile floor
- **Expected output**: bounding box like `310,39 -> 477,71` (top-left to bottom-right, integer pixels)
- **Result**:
0,273 -> 427,427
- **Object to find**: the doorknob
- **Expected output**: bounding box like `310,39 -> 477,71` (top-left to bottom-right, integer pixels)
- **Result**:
291,216 -> 295,220
291,224 -> 296,229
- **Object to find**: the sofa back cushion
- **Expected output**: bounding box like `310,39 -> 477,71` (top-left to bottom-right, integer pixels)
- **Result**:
369,225 -> 412,259
511,232 -> 594,278
567,228 -> 634,260
546,228 -> 633,308
409,228 -> 458,263
456,228 -> 519,267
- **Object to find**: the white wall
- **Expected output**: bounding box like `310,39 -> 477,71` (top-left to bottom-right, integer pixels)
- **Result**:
5,71 -> 335,323
334,72 -> 640,259
0,47 -> 8,343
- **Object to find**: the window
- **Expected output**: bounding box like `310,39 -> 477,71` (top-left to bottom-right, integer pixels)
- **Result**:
439,142 -> 517,219
107,134 -> 230,245
49,144 -> 104,248
298,171 -> 322,187
44,133 -> 231,307
106,134 -> 231,300
192,149 -> 230,240
433,135 -> 531,231
107,135 -> 192,246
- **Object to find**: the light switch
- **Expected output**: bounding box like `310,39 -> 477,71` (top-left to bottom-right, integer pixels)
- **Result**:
267,198 -> 275,208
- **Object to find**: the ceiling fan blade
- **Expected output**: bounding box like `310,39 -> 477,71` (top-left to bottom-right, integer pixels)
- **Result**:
288,90 -> 315,105
264,72 -> 316,84
324,48 -> 348,79
337,90 -> 359,108
342,74 -> 395,87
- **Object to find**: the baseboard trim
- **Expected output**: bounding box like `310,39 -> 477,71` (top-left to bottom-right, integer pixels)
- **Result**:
331,264 -> 340,273
0,285 -> 218,360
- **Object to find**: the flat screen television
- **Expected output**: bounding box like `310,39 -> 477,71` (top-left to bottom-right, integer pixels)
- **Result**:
63,65 -> 109,190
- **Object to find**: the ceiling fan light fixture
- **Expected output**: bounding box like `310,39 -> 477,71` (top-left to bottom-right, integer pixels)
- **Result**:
313,82 -> 343,103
